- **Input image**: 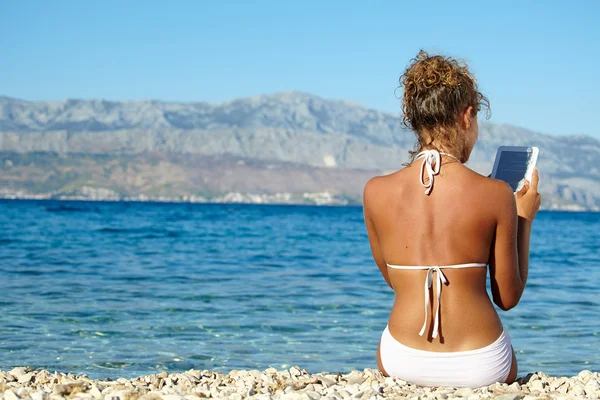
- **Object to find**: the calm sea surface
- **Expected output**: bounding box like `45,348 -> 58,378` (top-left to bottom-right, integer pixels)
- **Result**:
0,200 -> 598,379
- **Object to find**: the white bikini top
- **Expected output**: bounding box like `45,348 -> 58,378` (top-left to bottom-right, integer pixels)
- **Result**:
386,149 -> 487,340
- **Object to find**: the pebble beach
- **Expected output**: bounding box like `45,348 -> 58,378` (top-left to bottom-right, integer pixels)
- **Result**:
1,367 -> 599,400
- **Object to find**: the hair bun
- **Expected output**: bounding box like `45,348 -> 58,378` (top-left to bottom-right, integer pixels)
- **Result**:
408,50 -> 463,91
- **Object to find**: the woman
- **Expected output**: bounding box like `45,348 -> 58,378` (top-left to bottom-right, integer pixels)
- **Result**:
363,51 -> 541,388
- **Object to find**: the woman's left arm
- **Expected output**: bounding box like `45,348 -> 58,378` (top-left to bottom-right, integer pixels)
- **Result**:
363,178 -> 393,289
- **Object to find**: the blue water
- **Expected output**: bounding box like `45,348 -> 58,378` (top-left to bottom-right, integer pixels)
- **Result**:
0,200 -> 598,379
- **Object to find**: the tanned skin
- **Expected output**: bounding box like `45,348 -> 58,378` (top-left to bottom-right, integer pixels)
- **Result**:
363,108 -> 541,383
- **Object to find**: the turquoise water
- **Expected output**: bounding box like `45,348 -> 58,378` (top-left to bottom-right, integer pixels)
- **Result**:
0,200 -> 598,379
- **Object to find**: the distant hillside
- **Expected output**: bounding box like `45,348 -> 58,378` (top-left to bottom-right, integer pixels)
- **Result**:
0,92 -> 598,209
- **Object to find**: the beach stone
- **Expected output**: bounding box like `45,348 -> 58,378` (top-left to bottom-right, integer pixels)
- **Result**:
354,389 -> 375,399
280,371 -> 292,380
88,385 -> 102,398
529,380 -> 544,392
30,391 -> 47,400
248,385 -> 258,396
454,387 -> 474,397
8,368 -> 29,379
346,376 -> 366,385
383,377 -> 395,386
279,393 -> 304,400
304,390 -> 321,400
585,379 -> 600,391
578,370 -> 593,383
72,394 -> 93,399
506,382 -> 522,392
549,378 -> 564,391
493,395 -> 525,400
53,382 -> 87,396
570,384 -> 585,396
536,372 -> 549,380
585,379 -> 600,388
4,390 -> 21,400
252,395 -> 272,400
193,389 -> 211,398
186,370 -> 202,381
249,370 -> 262,379
343,384 -> 358,395
303,383 -> 316,392
105,390 -> 127,400
522,396 -> 542,400
176,373 -> 192,383
318,377 -> 336,388
557,383 -> 569,394
265,368 -> 278,375
162,395 -> 185,400
16,372 -> 35,384
140,390 -> 165,399
521,373 -> 538,384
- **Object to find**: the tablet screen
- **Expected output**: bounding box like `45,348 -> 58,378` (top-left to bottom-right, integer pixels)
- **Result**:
494,151 -> 533,191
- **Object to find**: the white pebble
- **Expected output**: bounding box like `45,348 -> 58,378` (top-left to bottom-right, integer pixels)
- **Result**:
453,387 -> 474,397
491,394 -> 525,400
570,384 -> 585,396
4,390 -> 21,400
529,379 -> 545,392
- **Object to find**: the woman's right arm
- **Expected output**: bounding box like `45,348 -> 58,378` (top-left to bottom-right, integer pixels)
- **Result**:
514,169 -> 541,287
489,169 -> 541,310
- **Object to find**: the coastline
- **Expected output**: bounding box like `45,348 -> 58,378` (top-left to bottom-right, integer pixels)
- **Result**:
1,367 -> 598,400
0,193 -> 597,212
0,189 -> 354,207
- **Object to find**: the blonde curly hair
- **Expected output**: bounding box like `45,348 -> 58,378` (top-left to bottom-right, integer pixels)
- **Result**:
400,50 -> 490,161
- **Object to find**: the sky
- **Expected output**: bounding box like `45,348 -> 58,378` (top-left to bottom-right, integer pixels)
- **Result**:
1,0 -> 599,138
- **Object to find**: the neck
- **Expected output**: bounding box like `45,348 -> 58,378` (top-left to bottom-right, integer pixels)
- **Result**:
422,141 -> 456,154
419,147 -> 462,162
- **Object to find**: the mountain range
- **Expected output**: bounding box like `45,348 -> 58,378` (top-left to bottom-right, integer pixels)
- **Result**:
0,92 -> 598,210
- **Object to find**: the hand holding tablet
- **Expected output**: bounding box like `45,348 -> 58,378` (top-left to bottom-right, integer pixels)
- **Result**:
490,146 -> 539,192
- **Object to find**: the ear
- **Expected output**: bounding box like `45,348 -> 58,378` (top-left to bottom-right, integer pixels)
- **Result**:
462,106 -> 474,129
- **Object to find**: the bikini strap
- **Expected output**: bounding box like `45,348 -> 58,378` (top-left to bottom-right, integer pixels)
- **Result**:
386,263 -> 487,339
414,149 -> 461,195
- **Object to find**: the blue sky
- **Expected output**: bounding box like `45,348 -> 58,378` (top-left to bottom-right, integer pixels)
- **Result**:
1,0 -> 599,138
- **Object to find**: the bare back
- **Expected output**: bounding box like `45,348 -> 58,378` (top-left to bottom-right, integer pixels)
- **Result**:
364,159 -> 512,352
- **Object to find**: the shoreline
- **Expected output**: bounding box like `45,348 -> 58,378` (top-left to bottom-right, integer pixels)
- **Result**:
1,367 -> 598,399
0,196 -> 597,213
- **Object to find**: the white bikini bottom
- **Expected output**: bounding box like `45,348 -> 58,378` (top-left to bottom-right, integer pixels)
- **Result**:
380,326 -> 513,387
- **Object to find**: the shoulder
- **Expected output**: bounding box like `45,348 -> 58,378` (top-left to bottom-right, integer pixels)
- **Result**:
363,170 -> 404,201
463,168 -> 514,197
487,176 -> 515,202
363,175 -> 384,210
363,175 -> 384,196
363,171 -> 402,213
476,173 -> 517,215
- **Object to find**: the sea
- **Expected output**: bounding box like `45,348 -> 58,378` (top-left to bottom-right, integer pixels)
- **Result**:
0,200 -> 598,379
